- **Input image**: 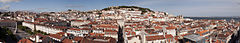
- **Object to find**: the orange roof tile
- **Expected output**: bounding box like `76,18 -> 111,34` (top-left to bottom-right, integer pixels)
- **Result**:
68,28 -> 91,31
18,39 -> 33,43
154,26 -> 162,29
196,30 -> 209,35
146,35 -> 165,41
165,34 -> 173,38
62,39 -> 73,43
73,37 -> 83,41
104,30 -> 118,33
166,26 -> 176,30
49,34 -> 63,39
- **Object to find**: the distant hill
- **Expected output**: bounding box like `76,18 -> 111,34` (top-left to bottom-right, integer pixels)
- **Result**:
102,6 -> 154,14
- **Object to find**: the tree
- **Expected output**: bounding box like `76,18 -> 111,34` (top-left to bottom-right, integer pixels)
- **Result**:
0,27 -> 8,39
0,27 -> 17,41
18,25 -> 27,31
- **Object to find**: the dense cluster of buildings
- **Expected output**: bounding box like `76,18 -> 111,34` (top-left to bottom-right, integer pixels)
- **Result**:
1,6 -> 239,43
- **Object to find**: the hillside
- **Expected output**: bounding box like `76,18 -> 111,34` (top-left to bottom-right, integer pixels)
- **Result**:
102,6 -> 154,14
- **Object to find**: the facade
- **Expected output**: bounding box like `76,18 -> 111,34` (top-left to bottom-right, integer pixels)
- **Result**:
66,28 -> 90,37
22,22 -> 36,31
104,30 -> 118,39
71,20 -> 90,27
35,25 -> 67,34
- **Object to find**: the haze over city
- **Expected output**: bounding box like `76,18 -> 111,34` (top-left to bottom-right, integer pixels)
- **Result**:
0,0 -> 240,16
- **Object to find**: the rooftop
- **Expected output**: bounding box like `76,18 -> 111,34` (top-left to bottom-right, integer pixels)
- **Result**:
184,34 -> 205,42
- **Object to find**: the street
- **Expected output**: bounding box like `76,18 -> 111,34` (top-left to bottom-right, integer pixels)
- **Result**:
7,27 -> 31,40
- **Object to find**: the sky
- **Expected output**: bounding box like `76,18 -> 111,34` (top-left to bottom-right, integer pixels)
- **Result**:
0,0 -> 240,16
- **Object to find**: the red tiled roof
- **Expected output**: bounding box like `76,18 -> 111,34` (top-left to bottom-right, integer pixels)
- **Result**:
81,36 -> 116,43
165,34 -> 173,38
62,39 -> 73,43
0,20 -> 16,22
53,26 -> 68,29
104,30 -> 118,33
35,18 -> 48,21
18,39 -> 33,43
124,28 -> 132,31
146,35 -> 165,41
166,26 -> 176,30
73,37 -> 83,41
96,24 -> 118,29
217,34 -> 230,38
196,30 -> 209,36
152,17 -> 164,18
49,34 -> 63,39
68,28 -> 91,31
31,34 -> 48,40
174,36 -> 179,41
154,26 -> 163,29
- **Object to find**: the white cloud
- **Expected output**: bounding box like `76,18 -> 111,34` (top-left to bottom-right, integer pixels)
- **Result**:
0,0 -> 21,11
0,0 -> 20,3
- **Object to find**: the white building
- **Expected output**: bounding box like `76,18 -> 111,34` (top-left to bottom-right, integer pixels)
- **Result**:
66,28 -> 90,37
165,26 -> 177,36
127,35 -> 141,43
104,30 -> 118,39
22,22 -> 36,31
35,25 -> 67,34
71,20 -> 90,27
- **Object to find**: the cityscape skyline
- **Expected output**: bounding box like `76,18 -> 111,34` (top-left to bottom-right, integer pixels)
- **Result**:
0,0 -> 240,16
0,2 -> 240,43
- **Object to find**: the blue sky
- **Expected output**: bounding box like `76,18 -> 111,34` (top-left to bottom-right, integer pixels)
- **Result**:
0,0 -> 240,16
